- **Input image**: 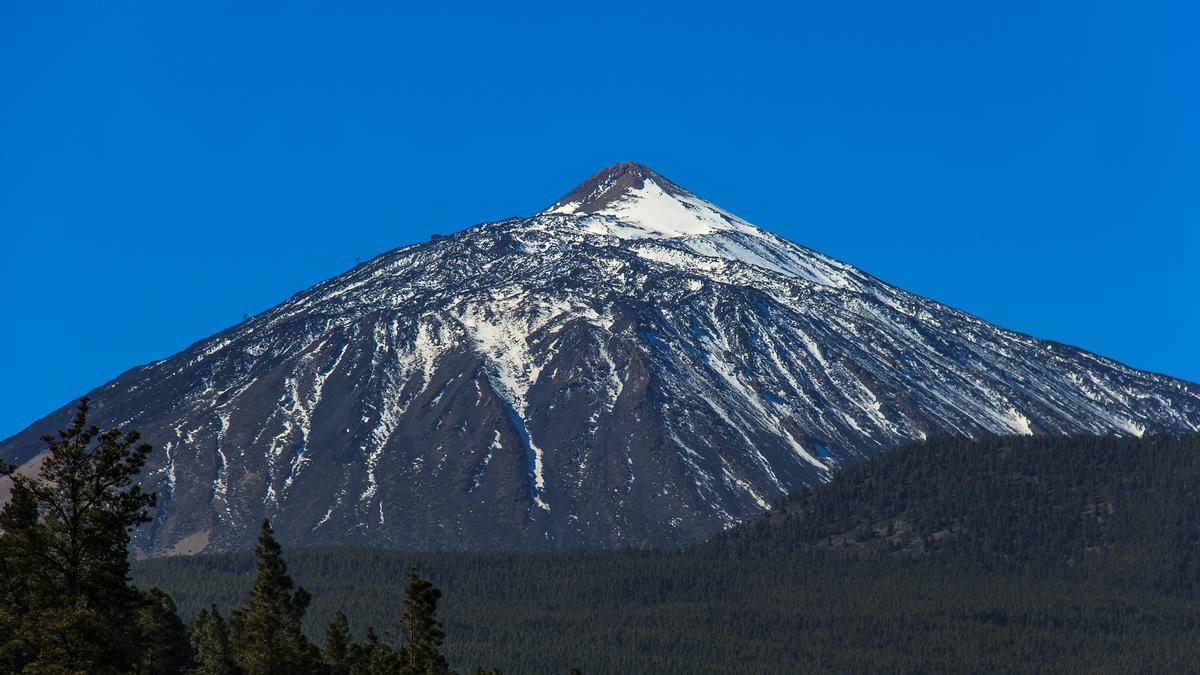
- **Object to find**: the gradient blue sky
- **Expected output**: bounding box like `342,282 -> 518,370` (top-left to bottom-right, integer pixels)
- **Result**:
2,1 -> 1197,438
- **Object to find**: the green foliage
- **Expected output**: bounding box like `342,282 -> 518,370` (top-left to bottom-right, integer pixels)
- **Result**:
322,570 -> 454,675
397,569 -> 450,675
723,432 -> 1200,594
135,433 -> 1200,673
0,397 -> 159,674
135,588 -> 193,674
188,605 -> 236,675
6,412 -> 1199,672
352,626 -> 399,674
322,610 -> 355,674
228,520 -> 325,675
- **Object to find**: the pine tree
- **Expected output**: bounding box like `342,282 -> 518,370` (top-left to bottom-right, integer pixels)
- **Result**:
135,588 -> 193,674
397,569 -> 450,675
188,605 -> 236,675
0,397 -> 158,674
323,610 -> 357,674
0,481 -> 39,671
228,519 -> 323,675
352,627 -> 397,675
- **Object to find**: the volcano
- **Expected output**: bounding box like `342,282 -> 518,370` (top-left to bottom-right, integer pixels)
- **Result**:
3,163 -> 1198,556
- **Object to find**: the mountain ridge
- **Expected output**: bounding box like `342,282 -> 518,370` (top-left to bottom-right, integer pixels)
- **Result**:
3,163 -> 1198,556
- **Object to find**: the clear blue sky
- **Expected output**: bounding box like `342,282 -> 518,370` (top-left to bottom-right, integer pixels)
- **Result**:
2,2 -> 1197,438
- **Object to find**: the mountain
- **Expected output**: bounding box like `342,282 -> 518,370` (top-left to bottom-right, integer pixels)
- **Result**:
134,433 -> 1200,674
3,162 -> 1199,556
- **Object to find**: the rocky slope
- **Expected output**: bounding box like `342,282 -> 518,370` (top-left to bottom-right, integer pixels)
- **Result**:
4,162 -> 1198,556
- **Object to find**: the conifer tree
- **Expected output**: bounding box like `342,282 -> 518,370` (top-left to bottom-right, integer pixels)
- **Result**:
135,588 -> 193,674
323,610 -> 357,674
0,397 -> 157,673
188,605 -> 236,675
0,480 -> 39,671
228,519 -> 323,675
397,569 -> 450,675
352,626 -> 397,675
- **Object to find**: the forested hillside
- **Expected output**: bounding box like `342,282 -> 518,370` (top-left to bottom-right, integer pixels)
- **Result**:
726,433 -> 1200,592
135,433 -> 1200,673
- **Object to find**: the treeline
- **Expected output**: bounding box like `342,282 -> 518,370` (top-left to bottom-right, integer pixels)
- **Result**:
135,433 -> 1200,673
183,519 -> 492,675
136,544 -> 1200,673
0,400 -> 514,674
8,398 -> 1200,672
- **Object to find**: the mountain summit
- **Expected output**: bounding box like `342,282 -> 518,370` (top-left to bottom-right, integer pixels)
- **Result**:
3,164 -> 1198,556
543,162 -> 757,239
545,162 -> 666,212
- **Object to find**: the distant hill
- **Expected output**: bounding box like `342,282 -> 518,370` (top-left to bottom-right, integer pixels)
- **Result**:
723,433 -> 1200,590
135,433 -> 1200,673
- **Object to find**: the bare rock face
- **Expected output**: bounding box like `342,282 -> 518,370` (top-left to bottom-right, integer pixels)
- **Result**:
4,163 -> 1198,556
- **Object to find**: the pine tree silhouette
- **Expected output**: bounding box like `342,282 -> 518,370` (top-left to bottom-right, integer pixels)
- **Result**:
0,398 -> 158,673
322,610 -> 356,674
188,605 -> 236,675
228,519 -> 323,674
398,569 -> 450,675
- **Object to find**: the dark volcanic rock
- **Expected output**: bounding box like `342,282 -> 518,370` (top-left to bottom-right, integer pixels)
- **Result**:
4,162 -> 1199,556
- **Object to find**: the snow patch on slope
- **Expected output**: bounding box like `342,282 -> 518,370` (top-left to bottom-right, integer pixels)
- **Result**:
549,175 -> 757,239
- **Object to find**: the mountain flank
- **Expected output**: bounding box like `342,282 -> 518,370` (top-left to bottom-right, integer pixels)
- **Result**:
4,163 -> 1199,556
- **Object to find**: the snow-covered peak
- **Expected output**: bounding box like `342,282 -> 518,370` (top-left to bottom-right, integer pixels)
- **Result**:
5,160 -> 1200,558
542,162 -> 758,239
